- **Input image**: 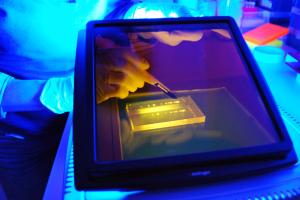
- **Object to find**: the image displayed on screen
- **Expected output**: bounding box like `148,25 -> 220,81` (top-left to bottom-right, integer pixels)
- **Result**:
94,23 -> 279,162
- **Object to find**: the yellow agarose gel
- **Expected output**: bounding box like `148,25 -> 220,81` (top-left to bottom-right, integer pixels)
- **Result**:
126,96 -> 206,132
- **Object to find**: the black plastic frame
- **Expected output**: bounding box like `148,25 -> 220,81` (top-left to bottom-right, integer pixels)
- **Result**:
74,17 -> 297,190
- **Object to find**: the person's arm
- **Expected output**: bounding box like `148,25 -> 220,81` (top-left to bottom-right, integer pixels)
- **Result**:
2,78 -> 47,112
1,73 -> 74,114
0,72 -> 13,118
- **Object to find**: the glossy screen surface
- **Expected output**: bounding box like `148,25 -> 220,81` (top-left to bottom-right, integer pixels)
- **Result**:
94,22 -> 280,162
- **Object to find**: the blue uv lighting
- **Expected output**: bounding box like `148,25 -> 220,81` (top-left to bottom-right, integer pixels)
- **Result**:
124,2 -> 192,19
1,0 -> 108,61
85,190 -> 143,200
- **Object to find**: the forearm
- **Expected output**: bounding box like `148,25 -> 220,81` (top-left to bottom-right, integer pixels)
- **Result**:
2,78 -> 47,112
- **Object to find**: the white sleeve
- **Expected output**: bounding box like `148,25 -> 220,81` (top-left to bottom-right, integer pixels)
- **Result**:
0,72 -> 13,119
40,74 -> 74,114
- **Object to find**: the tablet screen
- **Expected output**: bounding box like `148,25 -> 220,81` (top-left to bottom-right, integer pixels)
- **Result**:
94,22 -> 279,161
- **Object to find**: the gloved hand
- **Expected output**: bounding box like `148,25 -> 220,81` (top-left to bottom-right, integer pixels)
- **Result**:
94,29 -> 230,104
40,74 -> 74,114
136,29 -> 231,47
95,48 -> 150,103
137,30 -> 204,46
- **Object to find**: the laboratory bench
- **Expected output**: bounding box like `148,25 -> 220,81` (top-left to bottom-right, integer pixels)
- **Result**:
44,9 -> 300,200
43,62 -> 300,199
44,43 -> 300,200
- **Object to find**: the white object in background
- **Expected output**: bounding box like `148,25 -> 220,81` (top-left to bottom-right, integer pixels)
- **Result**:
253,46 -> 286,65
217,0 -> 243,26
296,74 -> 300,83
124,2 -> 192,19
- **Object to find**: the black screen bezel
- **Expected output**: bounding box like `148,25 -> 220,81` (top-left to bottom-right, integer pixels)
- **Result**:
74,17 -> 294,190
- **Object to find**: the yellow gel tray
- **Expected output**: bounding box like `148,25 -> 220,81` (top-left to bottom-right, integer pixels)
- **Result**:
126,96 -> 206,132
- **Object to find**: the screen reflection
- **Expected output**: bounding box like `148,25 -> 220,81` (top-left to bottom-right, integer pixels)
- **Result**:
94,24 -> 279,161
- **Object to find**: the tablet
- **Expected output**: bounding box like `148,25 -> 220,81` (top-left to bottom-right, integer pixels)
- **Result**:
74,17 -> 297,190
